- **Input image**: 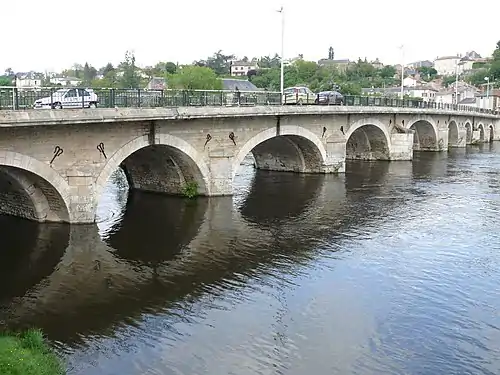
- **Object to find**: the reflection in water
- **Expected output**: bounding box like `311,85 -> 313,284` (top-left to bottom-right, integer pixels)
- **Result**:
239,170 -> 324,225
0,216 -> 69,305
1,145 -> 500,375
105,191 -> 208,265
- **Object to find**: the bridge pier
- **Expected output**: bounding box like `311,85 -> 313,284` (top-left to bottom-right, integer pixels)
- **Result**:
389,133 -> 414,160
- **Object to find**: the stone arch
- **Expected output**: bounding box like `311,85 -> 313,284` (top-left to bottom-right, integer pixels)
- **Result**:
489,124 -> 495,142
232,126 -> 327,178
345,120 -> 391,160
407,119 -> 438,151
447,120 -> 459,147
95,134 -> 211,205
0,151 -> 70,222
465,122 -> 473,144
478,124 -> 485,142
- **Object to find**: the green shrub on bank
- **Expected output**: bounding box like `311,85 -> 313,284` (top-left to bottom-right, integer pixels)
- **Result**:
182,181 -> 198,199
0,329 -> 65,375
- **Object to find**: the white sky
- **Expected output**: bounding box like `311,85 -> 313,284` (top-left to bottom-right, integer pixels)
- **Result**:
3,0 -> 499,73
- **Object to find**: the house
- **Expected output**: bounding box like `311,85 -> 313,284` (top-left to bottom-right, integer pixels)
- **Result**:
408,60 -> 433,69
403,76 -> 426,87
317,59 -> 351,72
362,87 -> 405,97
458,56 -> 475,72
220,79 -> 259,91
230,60 -> 258,77
145,77 -> 166,90
371,58 -> 383,69
435,83 -> 478,105
49,76 -> 81,86
476,90 -> 500,110
15,72 -> 44,88
434,56 -> 461,76
407,85 -> 438,102
465,51 -> 481,60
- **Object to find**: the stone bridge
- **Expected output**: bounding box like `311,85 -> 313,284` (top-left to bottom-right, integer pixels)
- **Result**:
0,106 -> 498,223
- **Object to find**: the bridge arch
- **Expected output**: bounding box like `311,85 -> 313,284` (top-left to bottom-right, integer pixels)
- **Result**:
232,126 -> 327,178
448,120 -> 459,147
0,151 -> 70,222
96,134 -> 211,206
478,123 -> 485,142
406,119 -> 438,151
464,122 -> 473,144
345,120 -> 391,160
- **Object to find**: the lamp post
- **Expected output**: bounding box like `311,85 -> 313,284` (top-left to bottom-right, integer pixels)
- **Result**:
455,60 -> 459,105
399,45 -> 404,99
277,6 -> 285,101
484,76 -> 490,109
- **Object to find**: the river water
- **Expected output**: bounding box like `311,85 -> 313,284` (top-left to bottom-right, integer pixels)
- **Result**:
1,144 -> 500,375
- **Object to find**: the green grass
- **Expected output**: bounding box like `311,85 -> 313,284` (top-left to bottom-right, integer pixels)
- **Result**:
0,329 -> 65,375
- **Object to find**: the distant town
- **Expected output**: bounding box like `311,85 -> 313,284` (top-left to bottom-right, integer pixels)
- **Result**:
1,41 -> 499,110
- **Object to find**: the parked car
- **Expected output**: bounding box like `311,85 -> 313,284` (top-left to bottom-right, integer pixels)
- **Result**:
282,86 -> 316,105
315,90 -> 344,105
33,88 -> 99,109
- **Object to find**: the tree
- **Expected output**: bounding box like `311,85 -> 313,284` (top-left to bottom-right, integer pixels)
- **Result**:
258,54 -> 281,69
442,75 -> 457,87
0,76 -> 13,86
119,51 -> 141,88
417,66 -> 437,81
194,50 -> 234,76
83,62 -> 97,85
380,65 -> 396,79
167,66 -> 222,90
466,69 -> 489,86
492,40 -> 500,61
100,63 -> 115,76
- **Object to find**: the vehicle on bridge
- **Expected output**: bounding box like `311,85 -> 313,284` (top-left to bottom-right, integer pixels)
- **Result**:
315,90 -> 344,105
283,86 -> 317,105
33,88 -> 99,109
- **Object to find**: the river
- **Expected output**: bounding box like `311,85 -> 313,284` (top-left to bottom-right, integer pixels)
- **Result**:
1,144 -> 500,375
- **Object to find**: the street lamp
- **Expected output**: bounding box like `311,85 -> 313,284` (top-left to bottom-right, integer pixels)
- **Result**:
399,45 -> 404,99
484,76 -> 490,110
277,6 -> 285,100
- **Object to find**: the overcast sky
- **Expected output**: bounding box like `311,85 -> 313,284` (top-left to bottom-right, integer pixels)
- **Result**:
3,0 -> 499,73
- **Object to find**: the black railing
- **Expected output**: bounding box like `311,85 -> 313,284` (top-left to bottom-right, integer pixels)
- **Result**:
0,86 -> 498,116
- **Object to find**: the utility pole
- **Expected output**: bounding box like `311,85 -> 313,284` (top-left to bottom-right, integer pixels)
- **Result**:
278,6 -> 285,100
399,45 -> 404,99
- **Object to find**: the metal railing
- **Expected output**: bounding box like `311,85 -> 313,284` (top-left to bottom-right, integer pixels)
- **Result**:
0,86 -> 498,116
0,87 -> 281,110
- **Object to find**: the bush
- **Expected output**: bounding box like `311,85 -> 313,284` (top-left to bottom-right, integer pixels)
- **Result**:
182,181 -> 198,199
0,329 -> 65,375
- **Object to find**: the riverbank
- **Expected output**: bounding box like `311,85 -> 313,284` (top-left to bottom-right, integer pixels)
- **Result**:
0,329 -> 65,375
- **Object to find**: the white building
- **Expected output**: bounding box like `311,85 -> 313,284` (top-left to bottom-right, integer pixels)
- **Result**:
230,60 -> 258,77
434,56 -> 461,76
476,92 -> 500,110
49,76 -> 82,86
403,76 -> 426,87
408,86 -> 438,102
15,74 -> 43,89
435,84 -> 478,105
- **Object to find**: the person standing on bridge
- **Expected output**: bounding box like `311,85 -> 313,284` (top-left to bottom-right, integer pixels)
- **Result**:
235,86 -> 241,106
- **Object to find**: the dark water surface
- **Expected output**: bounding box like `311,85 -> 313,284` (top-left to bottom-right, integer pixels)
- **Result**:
1,144 -> 500,375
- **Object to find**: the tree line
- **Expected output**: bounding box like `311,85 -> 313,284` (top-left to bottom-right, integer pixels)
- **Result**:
2,42 -> 499,93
